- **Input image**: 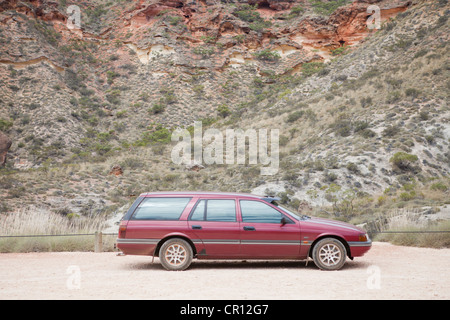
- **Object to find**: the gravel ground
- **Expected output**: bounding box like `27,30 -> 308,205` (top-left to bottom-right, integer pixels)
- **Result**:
0,242 -> 449,300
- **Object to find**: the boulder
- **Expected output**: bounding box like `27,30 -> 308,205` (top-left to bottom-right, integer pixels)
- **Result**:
109,165 -> 123,176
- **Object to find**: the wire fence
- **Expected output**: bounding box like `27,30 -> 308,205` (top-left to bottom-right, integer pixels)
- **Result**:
1,230 -> 449,239
0,232 -> 118,252
0,233 -> 118,238
1,230 -> 449,252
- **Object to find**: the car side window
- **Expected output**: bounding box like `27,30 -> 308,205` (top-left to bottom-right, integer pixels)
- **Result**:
190,200 -> 206,221
131,197 -> 191,220
240,200 -> 292,224
189,199 -> 236,222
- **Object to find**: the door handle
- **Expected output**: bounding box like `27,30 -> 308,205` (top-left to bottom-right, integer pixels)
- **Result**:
243,226 -> 255,231
192,225 -> 202,230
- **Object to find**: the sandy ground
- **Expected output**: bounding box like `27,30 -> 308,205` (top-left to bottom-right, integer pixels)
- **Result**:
0,242 -> 449,300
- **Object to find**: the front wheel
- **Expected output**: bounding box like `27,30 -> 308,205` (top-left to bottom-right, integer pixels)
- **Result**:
312,238 -> 347,270
159,238 -> 193,271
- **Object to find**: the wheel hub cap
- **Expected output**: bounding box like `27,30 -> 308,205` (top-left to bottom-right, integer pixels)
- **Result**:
319,244 -> 341,266
165,244 -> 186,266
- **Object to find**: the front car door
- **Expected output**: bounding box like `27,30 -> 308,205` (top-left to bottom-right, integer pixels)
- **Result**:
238,199 -> 301,259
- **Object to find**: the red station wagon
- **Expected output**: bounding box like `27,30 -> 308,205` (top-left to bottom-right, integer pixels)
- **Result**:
116,192 -> 372,271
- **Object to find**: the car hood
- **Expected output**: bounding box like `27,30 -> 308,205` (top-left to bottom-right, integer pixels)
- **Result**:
302,216 -> 366,233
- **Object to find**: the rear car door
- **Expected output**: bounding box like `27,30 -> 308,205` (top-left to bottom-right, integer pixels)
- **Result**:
239,199 -> 301,258
187,198 -> 241,258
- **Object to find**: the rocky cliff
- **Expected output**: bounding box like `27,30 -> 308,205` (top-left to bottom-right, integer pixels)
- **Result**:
0,0 -> 448,222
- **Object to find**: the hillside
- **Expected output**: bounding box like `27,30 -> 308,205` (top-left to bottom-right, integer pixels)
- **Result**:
0,0 -> 449,231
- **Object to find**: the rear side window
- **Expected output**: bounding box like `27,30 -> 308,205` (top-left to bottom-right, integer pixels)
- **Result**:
190,199 -> 236,222
131,197 -> 191,220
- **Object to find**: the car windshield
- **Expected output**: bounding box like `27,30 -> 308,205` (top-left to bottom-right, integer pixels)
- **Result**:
274,203 -> 310,221
260,198 -> 311,220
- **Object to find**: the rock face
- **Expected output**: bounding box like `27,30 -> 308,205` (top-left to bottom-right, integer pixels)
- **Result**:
0,0 -> 66,21
0,131 -> 12,166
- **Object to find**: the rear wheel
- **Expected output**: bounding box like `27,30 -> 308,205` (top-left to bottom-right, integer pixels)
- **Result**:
159,238 -> 193,271
312,238 -> 347,270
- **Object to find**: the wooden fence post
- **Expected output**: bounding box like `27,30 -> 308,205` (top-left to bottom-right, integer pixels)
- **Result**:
95,231 -> 103,253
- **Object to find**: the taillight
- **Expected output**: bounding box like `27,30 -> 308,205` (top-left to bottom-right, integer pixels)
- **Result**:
118,222 -> 127,238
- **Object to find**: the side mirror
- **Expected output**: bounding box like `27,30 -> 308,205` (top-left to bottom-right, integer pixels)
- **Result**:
281,217 -> 287,226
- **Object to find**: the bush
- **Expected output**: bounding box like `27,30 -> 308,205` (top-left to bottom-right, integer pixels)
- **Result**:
0,118 -> 13,131
234,4 -> 271,32
405,88 -> 421,98
150,103 -> 165,114
309,0 -> 350,16
234,4 -> 260,22
136,125 -> 172,146
386,91 -> 402,104
217,105 -> 231,118
290,6 -> 305,16
389,152 -> 418,171
253,49 -> 281,61
382,125 -> 400,137
286,111 -> 304,123
301,62 -> 325,77
193,46 -> 215,57
430,182 -> 448,192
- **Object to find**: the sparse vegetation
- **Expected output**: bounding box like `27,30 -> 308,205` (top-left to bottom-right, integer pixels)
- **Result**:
0,0 -> 448,253
309,0 -> 350,16
252,50 -> 281,61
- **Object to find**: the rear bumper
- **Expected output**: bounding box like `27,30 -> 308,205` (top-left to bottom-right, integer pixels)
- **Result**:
116,238 -> 158,256
348,240 -> 372,257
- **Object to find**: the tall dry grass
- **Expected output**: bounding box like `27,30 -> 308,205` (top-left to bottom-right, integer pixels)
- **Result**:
0,207 -> 116,252
373,208 -> 450,248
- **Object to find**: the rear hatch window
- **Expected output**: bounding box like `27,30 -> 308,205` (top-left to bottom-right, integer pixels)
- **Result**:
131,197 -> 192,220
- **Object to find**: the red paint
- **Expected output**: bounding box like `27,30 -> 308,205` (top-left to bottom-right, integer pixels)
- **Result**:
116,192 -> 371,268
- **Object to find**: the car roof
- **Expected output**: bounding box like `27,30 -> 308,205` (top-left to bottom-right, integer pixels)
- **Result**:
139,191 -> 281,202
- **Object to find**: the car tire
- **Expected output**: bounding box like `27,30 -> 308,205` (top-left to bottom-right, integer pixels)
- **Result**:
159,238 -> 193,271
312,238 -> 347,271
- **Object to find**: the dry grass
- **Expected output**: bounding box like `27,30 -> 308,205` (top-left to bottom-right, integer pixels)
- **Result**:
373,209 -> 450,248
0,206 -> 115,252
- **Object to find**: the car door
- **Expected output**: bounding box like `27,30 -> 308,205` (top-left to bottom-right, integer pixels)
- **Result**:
239,199 -> 301,258
187,198 -> 241,258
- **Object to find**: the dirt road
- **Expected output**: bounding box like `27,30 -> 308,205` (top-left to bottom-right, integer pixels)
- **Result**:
0,242 -> 448,300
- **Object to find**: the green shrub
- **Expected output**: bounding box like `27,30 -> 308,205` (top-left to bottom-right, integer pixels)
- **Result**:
234,4 -> 271,32
249,20 -> 272,32
386,91 -> 402,104
167,15 -> 183,26
217,105 -> 231,118
235,4 -> 260,22
0,118 -> 13,131
309,0 -> 350,16
430,182 -> 448,192
286,111 -> 304,123
290,6 -> 305,16
193,46 -> 215,57
331,45 -> 349,56
150,103 -> 165,114
389,152 -> 418,171
253,49 -> 281,61
405,88 -> 421,98
137,125 -> 172,146
301,62 -> 325,77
